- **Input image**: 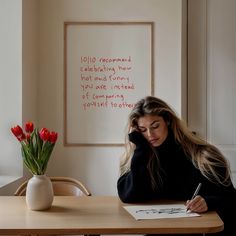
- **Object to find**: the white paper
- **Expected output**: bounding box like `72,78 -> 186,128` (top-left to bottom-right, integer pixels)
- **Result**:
123,204 -> 200,220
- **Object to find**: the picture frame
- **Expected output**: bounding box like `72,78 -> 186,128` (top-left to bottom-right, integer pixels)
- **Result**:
64,21 -> 154,146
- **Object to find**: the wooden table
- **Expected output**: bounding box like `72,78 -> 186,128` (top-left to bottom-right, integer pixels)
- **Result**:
0,196 -> 224,235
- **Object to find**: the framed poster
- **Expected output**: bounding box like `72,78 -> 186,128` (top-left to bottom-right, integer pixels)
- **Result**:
64,22 -> 154,146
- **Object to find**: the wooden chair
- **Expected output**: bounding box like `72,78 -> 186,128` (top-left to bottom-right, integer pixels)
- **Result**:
14,176 -> 91,196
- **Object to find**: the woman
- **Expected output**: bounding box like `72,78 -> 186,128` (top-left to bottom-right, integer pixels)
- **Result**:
117,96 -> 236,235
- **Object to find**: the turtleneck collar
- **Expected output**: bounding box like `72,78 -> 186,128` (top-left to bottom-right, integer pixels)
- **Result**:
154,130 -> 178,151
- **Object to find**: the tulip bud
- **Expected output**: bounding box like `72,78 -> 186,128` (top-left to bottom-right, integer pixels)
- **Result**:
25,122 -> 34,133
39,128 -> 50,141
11,125 -> 23,138
49,131 -> 58,143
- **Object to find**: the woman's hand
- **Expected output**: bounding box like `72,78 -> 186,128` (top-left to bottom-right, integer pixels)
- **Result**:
129,126 -> 138,134
186,195 -> 208,213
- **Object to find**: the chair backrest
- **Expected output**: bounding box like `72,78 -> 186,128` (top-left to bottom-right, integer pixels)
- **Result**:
14,176 -> 91,197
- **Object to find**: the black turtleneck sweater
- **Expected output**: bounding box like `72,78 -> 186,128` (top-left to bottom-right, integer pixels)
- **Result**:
117,131 -> 236,235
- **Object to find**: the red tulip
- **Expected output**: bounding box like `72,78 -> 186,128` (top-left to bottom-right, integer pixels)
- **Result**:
11,122 -> 58,175
49,132 -> 58,143
26,133 -> 31,141
18,133 -> 26,142
11,125 -> 23,138
39,128 -> 50,141
25,122 -> 34,133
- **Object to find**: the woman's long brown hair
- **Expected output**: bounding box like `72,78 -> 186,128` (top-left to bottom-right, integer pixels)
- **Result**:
120,96 -> 231,189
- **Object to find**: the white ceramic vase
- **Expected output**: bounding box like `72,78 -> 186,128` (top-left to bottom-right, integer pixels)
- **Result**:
26,175 -> 54,211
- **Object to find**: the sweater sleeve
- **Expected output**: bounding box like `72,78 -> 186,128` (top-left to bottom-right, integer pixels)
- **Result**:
117,131 -> 155,203
199,165 -> 236,214
203,179 -> 236,212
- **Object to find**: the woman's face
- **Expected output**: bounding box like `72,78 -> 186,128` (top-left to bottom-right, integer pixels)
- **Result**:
137,114 -> 169,147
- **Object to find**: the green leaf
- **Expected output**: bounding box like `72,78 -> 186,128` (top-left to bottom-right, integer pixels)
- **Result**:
18,127 -> 56,175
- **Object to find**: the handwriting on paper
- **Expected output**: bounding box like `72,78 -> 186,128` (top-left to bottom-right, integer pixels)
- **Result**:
123,204 -> 200,220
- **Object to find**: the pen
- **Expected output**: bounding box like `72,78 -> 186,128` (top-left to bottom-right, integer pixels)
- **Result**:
191,183 -> 202,200
186,183 -> 202,212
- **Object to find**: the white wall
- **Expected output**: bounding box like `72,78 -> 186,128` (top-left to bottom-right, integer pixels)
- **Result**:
188,0 -> 236,186
22,0 -> 39,129
0,0 -> 39,194
0,0 -> 186,195
0,0 -> 22,186
37,0 -> 186,196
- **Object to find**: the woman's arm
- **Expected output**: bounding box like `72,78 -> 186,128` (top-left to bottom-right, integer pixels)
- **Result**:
117,131 -> 155,203
203,181 -> 236,211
